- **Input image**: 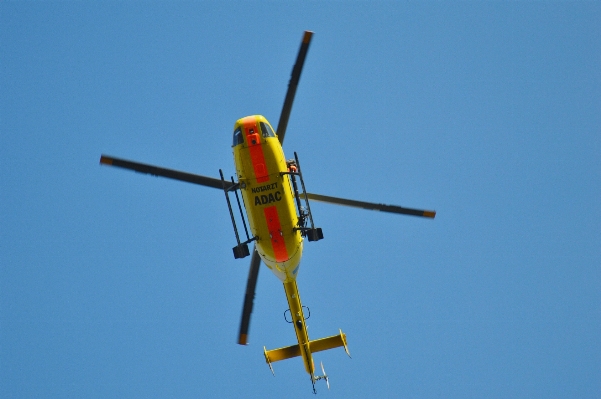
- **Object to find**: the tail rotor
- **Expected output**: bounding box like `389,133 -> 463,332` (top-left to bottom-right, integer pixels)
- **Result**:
312,361 -> 330,392
320,361 -> 330,390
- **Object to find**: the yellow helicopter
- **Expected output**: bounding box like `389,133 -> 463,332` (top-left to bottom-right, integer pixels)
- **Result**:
100,31 -> 435,393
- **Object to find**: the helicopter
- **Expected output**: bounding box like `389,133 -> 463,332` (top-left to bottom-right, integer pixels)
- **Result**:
100,31 -> 435,393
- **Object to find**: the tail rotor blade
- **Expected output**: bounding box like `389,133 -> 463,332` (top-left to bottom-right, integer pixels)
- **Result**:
276,31 -> 313,145
238,247 -> 262,345
321,361 -> 330,390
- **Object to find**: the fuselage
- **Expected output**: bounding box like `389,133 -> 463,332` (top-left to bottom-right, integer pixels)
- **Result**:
232,115 -> 304,281
232,115 -> 314,375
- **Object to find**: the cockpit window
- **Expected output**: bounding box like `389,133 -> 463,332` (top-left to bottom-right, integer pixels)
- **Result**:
260,122 -> 276,138
232,128 -> 243,146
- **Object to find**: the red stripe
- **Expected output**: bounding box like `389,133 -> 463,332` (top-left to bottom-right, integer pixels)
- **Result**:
249,146 -> 269,183
263,206 -> 288,262
242,119 -> 269,183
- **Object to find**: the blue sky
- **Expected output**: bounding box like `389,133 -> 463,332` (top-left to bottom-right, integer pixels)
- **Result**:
1,2 -> 599,398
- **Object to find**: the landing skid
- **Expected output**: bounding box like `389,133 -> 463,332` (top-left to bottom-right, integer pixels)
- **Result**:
219,170 -> 257,259
282,152 -> 324,242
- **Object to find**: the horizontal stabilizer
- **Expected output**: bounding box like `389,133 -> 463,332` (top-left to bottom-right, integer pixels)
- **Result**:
264,329 -> 350,366
309,330 -> 350,357
264,343 -> 301,364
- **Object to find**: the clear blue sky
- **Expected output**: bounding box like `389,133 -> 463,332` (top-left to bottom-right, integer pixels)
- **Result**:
1,2 -> 599,398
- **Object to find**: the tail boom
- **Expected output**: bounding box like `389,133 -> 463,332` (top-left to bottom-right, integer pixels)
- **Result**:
264,279 -> 350,392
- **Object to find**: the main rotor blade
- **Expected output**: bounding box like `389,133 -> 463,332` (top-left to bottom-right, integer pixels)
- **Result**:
303,193 -> 436,218
100,155 -> 234,190
276,30 -> 313,145
238,247 -> 262,345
